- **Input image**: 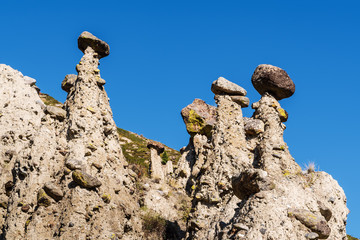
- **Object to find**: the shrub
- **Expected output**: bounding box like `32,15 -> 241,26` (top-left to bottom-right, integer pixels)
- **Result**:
161,151 -> 169,165
142,210 -> 166,239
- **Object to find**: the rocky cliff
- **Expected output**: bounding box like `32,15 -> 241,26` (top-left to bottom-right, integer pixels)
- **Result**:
0,32 -> 349,240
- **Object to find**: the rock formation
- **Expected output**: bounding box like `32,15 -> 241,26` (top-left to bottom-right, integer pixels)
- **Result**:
0,32 -> 144,240
0,31 -> 350,240
178,68 -> 348,239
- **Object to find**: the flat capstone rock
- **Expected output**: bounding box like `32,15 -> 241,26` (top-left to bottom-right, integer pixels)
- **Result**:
78,31 -> 110,58
211,77 -> 247,96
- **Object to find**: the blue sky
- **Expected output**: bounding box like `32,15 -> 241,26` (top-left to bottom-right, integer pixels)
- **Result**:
1,0 -> 359,236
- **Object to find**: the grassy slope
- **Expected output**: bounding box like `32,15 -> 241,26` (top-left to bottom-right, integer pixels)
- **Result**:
117,127 -> 181,177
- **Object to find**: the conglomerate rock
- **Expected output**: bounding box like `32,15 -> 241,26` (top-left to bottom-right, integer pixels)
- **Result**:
0,31 -> 349,240
177,72 -> 348,240
0,32 -> 144,240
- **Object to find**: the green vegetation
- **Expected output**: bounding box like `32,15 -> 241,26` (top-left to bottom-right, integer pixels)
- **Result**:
161,151 -> 169,165
142,210 -> 167,239
39,93 -> 62,106
117,128 -> 181,178
348,235 -> 359,240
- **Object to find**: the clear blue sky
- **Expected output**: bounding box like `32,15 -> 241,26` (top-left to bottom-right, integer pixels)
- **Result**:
1,0 -> 359,236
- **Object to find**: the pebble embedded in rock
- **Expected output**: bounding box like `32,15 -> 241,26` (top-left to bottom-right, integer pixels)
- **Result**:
244,117 -> 265,135
21,204 -> 30,213
230,95 -> 250,108
305,232 -> 319,239
72,170 -> 102,189
43,182 -> 63,201
65,158 -> 84,170
251,64 -> 295,100
45,106 -> 66,121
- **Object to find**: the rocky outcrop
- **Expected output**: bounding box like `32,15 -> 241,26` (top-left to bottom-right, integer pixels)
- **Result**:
177,69 -> 348,240
0,31 -> 349,240
0,32 -> 144,240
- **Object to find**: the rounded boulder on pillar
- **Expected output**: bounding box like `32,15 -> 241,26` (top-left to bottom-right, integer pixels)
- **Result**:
147,140 -> 165,154
78,31 -> 110,59
251,64 -> 295,100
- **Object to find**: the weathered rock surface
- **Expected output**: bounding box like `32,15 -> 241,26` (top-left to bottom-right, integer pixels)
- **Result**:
177,69 -> 348,240
211,77 -> 247,96
0,32 -> 144,240
0,32 -> 349,240
230,95 -> 249,108
61,74 -> 77,93
180,98 -> 216,137
244,117 -> 265,135
251,64 -> 295,100
78,31 -> 110,59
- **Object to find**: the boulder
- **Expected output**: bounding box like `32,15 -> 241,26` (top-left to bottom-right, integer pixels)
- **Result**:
230,95 -> 249,108
65,158 -> 84,170
181,99 -> 216,137
43,182 -> 63,201
72,170 -> 102,189
37,189 -> 52,207
211,77 -> 247,96
244,118 -> 265,135
232,169 -> 272,199
251,64 -> 295,100
78,31 -> 110,58
288,208 -> 331,239
61,74 -> 77,93
147,140 -> 165,154
45,105 -> 66,121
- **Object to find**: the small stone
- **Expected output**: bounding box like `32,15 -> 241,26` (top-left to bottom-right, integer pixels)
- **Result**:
78,31 -> 110,59
45,106 -> 66,121
230,96 -> 249,108
181,99 -> 216,137
244,118 -> 265,135
23,76 -> 36,86
72,170 -> 102,189
61,74 -> 77,93
317,201 -> 332,221
69,222 -> 74,227
232,169 -> 272,199
328,197 -> 336,204
251,64 -> 295,100
233,223 -> 249,231
277,107 -> 288,122
287,208 -> 330,239
260,228 -> 267,235
305,232 -> 319,239
101,194 -> 111,203
21,204 -> 31,212
43,182 -> 64,201
147,140 -> 165,154
211,77 -> 247,96
96,76 -> 106,86
65,158 -> 84,170
37,189 -> 52,207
